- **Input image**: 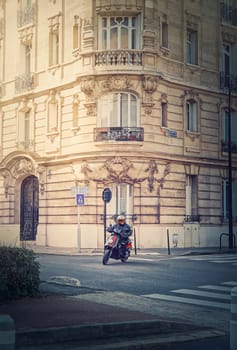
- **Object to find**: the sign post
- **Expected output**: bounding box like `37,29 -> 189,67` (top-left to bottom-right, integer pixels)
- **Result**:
76,193 -> 85,251
102,188 -> 112,246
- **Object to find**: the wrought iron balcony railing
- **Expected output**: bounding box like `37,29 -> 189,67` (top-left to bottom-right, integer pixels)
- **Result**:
95,50 -> 142,66
184,215 -> 200,223
220,72 -> 237,91
221,140 -> 237,153
17,4 -> 35,27
15,73 -> 34,93
94,127 -> 144,142
220,2 -> 237,26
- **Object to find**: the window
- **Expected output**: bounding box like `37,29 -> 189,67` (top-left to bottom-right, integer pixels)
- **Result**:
73,16 -> 81,51
25,44 -> 32,76
221,43 -> 237,86
72,95 -> 79,129
222,109 -> 237,150
99,93 -> 138,127
222,179 -> 237,222
161,22 -> 168,48
161,102 -> 167,127
18,111 -> 32,149
49,29 -> 59,66
17,0 -> 34,27
186,99 -> 198,132
186,175 -> 198,220
187,29 -> 198,65
107,183 -> 133,219
48,100 -> 58,132
99,16 -> 139,50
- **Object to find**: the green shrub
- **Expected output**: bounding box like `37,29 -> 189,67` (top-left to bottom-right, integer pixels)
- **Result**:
0,246 -> 40,300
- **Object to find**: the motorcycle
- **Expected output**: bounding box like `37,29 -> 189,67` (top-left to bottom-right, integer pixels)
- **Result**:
102,227 -> 132,265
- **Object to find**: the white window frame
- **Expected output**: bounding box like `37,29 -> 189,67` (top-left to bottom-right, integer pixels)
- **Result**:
223,109 -> 237,144
222,42 -> 237,78
98,92 -> 139,128
17,110 -> 32,150
99,15 -> 140,50
221,179 -> 237,222
107,183 -> 133,218
187,29 -> 198,65
161,22 -> 168,49
186,99 -> 198,132
186,175 -> 198,217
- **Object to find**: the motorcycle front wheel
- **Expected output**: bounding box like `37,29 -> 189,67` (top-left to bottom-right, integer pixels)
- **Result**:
121,251 -> 129,263
102,248 -> 111,265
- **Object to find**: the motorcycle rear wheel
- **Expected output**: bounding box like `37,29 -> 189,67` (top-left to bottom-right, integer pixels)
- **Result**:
102,248 -> 111,265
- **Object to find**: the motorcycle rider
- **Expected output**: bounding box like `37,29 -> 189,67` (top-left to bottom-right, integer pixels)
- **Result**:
107,214 -> 132,245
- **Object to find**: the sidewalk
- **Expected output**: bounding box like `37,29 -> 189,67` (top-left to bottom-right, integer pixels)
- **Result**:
1,245 -> 234,349
0,282 -> 226,350
27,243 -> 237,257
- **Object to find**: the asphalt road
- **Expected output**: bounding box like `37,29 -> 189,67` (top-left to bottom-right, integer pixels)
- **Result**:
38,252 -> 237,335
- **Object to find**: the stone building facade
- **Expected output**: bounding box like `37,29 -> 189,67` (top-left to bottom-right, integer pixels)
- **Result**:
0,0 -> 236,249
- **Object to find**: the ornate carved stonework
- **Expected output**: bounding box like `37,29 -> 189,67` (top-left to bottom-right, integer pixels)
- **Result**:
71,157 -> 170,193
80,78 -> 96,96
18,26 -> 33,45
142,75 -> 158,114
84,102 -> 96,116
102,76 -> 133,91
12,158 -> 35,177
36,166 -> 46,195
1,170 -> 10,198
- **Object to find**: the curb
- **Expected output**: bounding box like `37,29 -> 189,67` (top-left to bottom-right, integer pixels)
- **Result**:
16,319 -> 205,347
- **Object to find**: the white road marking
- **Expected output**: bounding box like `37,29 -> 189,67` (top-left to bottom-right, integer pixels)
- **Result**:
199,285 -> 232,292
142,293 -> 230,310
171,288 -> 231,300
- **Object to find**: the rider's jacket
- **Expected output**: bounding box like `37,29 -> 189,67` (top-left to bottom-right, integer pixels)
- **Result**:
107,223 -> 132,240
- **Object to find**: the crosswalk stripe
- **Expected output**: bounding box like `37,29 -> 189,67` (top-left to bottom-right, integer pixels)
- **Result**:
142,293 -> 230,310
211,260 -> 237,263
223,281 -> 237,286
199,285 -> 232,292
171,288 -> 231,300
130,257 -> 156,262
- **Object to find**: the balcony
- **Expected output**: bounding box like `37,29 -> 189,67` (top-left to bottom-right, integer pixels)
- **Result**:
221,140 -> 237,153
184,215 -> 200,223
17,3 -> 35,28
220,2 -> 237,26
95,50 -> 142,66
220,72 -> 237,90
15,73 -> 34,93
94,127 -> 144,142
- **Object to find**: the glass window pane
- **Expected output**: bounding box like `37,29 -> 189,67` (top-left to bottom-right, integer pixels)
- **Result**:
130,95 -> 137,127
110,27 -> 118,49
121,27 -> 128,49
121,93 -> 128,126
102,30 -> 107,50
110,93 -> 118,126
231,111 -> 237,142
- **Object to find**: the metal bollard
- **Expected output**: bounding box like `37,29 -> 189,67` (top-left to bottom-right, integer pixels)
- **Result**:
0,315 -> 15,349
230,287 -> 237,350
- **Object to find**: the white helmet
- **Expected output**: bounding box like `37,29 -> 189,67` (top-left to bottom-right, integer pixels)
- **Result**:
117,215 -> 125,221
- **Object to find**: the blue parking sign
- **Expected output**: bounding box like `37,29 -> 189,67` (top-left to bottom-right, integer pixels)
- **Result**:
76,193 -> 85,206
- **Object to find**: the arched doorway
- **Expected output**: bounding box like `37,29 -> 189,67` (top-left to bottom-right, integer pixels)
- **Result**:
20,175 -> 39,241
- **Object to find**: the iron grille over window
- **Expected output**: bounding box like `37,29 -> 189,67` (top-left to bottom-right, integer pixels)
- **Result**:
220,72 -> 237,90
220,2 -> 237,26
17,3 -> 35,27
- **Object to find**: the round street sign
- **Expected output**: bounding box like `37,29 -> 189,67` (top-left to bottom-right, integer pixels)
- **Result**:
102,188 -> 112,203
